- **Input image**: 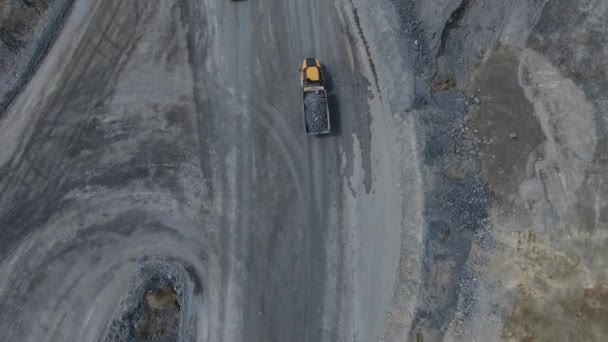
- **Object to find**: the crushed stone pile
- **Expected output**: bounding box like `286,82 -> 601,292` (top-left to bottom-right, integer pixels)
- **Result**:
304,90 -> 328,133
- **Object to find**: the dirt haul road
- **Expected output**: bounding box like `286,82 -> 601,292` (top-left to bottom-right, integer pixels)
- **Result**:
0,0 -> 422,341
4,0 -> 606,341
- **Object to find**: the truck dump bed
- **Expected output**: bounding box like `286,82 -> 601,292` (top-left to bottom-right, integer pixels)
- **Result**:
303,87 -> 330,135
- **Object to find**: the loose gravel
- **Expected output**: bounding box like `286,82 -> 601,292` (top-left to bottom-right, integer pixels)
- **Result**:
304,90 -> 329,134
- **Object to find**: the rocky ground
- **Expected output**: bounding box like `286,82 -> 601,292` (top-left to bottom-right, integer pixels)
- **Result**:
381,0 -> 608,340
0,0 -> 606,341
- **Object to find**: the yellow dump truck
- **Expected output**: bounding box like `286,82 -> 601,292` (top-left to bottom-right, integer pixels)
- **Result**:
300,58 -> 330,135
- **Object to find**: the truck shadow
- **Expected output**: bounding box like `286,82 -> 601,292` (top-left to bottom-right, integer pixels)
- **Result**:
322,69 -> 341,137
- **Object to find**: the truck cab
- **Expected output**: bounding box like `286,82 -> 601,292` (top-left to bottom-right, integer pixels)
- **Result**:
300,58 -> 324,88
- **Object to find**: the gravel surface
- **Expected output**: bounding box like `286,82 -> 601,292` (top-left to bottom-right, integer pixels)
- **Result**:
384,0 -> 608,341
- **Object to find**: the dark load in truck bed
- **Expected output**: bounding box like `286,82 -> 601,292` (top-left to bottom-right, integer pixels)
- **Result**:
303,88 -> 330,135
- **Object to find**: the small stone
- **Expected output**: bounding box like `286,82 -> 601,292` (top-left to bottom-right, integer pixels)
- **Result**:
473,97 -> 481,104
509,132 -> 518,139
464,115 -> 469,122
